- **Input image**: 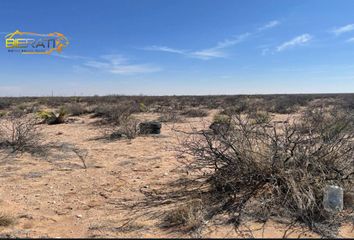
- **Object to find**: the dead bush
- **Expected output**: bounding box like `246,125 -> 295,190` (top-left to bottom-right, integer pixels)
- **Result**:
64,103 -> 87,116
108,116 -> 140,140
0,213 -> 14,227
158,111 -> 184,123
179,107 -> 354,237
270,96 -> 300,114
247,111 -> 271,124
181,109 -> 208,118
0,113 -> 41,152
162,200 -> 204,232
93,103 -> 139,125
120,117 -> 140,139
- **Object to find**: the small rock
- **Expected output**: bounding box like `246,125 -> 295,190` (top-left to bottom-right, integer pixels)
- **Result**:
76,214 -> 82,219
163,173 -> 168,176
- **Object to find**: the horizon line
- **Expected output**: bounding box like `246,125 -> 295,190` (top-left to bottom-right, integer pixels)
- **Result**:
1,92 -> 354,98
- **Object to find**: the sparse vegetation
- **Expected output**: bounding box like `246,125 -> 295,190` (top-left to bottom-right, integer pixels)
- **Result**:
64,103 -> 88,116
0,94 -> 353,237
182,108 -> 208,118
248,110 -> 271,124
0,113 -> 41,152
158,111 -> 183,123
92,103 -> 139,125
178,107 -> 354,237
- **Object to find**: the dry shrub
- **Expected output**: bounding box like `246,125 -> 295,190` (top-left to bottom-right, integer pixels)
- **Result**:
119,117 -> 140,139
179,107 -> 354,237
247,111 -> 271,124
93,103 -> 139,125
270,97 -> 299,114
107,116 -> 140,140
94,103 -> 141,140
181,109 -> 208,118
0,213 -> 14,227
0,113 -> 41,152
162,200 -> 204,232
64,103 -> 87,116
158,111 -> 184,123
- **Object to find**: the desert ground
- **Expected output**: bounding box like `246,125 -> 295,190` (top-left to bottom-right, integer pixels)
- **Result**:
0,95 -> 352,238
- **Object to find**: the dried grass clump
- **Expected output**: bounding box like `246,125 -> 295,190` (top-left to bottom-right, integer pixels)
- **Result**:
0,213 -> 14,227
158,111 -> 184,123
64,103 -> 88,116
162,200 -> 204,232
181,109 -> 208,118
180,106 -> 354,237
93,103 -> 139,125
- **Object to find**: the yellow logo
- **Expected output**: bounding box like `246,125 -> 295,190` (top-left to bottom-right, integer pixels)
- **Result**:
5,30 -> 69,54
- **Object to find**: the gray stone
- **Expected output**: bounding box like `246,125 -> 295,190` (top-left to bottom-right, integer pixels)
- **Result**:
323,185 -> 343,212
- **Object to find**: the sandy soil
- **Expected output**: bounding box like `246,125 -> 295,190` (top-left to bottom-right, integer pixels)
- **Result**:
0,111 -> 352,238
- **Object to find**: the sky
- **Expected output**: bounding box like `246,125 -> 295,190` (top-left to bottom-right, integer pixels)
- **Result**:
1,0 -> 354,96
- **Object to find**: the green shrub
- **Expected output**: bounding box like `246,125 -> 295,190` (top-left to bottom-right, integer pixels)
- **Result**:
36,108 -> 67,125
139,102 -> 148,112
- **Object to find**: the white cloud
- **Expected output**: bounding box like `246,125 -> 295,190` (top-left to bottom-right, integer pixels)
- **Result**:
276,34 -> 312,52
347,37 -> 354,43
142,45 -> 186,54
109,65 -> 160,74
258,20 -> 280,31
191,49 -> 226,60
213,33 -> 251,49
142,20 -> 278,60
83,54 -> 161,75
332,24 -> 354,35
190,33 -> 250,59
143,33 -> 250,60
52,53 -> 90,60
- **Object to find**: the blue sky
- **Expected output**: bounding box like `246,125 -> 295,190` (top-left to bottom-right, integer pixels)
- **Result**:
1,0 -> 354,96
